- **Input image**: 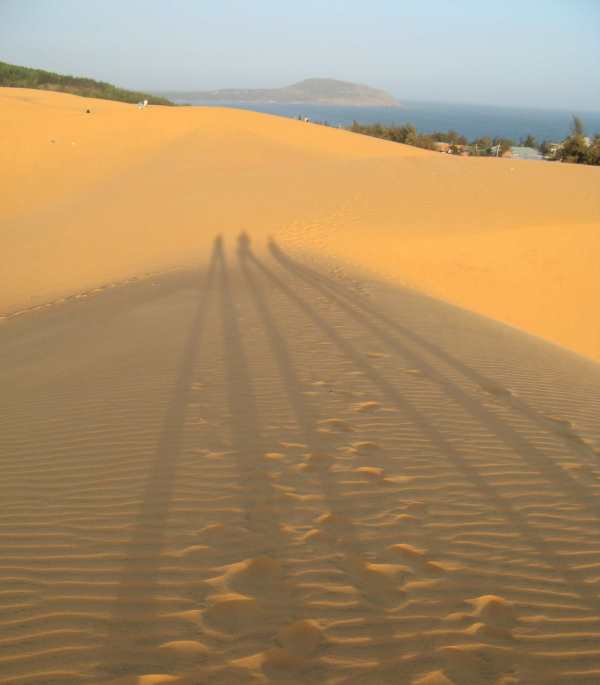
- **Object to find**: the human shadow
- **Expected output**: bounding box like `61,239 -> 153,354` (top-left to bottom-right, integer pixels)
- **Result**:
215,233 -> 283,549
256,240 -> 600,618
238,235 -> 418,647
268,241 -> 600,524
99,236 -> 221,678
238,234 -> 319,459
267,241 -> 600,464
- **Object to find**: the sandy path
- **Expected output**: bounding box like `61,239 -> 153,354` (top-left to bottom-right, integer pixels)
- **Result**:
2,238 -> 600,685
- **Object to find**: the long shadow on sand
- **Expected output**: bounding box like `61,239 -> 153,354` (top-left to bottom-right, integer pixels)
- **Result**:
239,237 -> 408,609
99,237 -> 221,679
215,236 -> 283,549
238,234 -> 408,668
269,241 -> 600,522
256,241 -> 600,618
268,241 -> 600,461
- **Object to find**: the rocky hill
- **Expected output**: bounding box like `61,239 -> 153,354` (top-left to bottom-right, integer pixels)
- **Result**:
164,78 -> 399,106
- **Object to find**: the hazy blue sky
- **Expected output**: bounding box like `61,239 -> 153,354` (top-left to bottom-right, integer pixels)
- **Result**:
1,0 -> 599,110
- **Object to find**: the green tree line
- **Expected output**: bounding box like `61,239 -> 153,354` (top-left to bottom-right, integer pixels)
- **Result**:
553,116 -> 600,165
347,116 -> 600,165
347,121 -> 514,155
0,60 -> 173,106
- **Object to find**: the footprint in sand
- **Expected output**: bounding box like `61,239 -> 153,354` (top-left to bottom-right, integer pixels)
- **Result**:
299,453 -> 334,472
546,415 -> 587,444
163,609 -> 202,625
196,523 -> 247,544
438,642 -> 517,683
314,511 -> 351,535
559,461 -> 585,474
388,543 -> 428,560
350,441 -> 381,455
299,528 -> 328,544
264,451 -> 286,461
164,544 -> 210,559
278,619 -> 324,658
188,416 -> 209,427
317,427 -> 344,440
412,671 -> 456,685
444,594 -> 516,630
354,466 -> 385,480
404,500 -> 428,512
158,640 -> 208,663
403,368 -> 426,378
466,594 -> 517,628
232,647 -> 306,676
280,441 -> 308,451
318,418 -> 354,432
353,400 -> 382,413
223,556 -> 285,596
136,676 -> 180,685
201,450 -> 233,459
203,593 -> 264,634
481,382 -> 513,399
423,560 -> 464,575
344,557 -> 409,603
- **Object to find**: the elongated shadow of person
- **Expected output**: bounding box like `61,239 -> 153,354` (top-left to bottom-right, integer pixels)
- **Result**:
238,230 -> 251,255
97,235 -> 222,680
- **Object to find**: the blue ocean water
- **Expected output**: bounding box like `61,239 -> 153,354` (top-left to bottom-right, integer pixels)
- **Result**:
179,99 -> 600,143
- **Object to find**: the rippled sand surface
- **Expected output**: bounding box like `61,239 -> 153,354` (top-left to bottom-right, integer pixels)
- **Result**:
2,89 -> 600,684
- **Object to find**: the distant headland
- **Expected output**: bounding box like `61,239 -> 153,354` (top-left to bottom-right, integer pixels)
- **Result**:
159,78 -> 400,107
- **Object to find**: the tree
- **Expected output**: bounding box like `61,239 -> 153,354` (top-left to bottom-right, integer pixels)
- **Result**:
472,137 -> 493,155
571,115 -> 585,136
559,134 -> 588,164
521,134 -> 537,149
585,135 -> 600,165
415,134 -> 436,150
557,116 -> 589,164
493,137 -> 514,155
401,124 -> 418,145
474,136 -> 493,149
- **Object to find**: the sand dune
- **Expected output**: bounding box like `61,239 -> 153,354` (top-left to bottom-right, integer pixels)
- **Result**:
1,88 -> 599,359
1,90 -> 600,684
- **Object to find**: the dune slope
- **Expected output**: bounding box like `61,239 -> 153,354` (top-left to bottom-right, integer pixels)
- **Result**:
1,87 -> 599,359
1,89 -> 600,684
2,237 -> 600,684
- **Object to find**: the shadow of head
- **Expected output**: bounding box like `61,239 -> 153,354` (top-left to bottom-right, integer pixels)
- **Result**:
268,238 -> 282,258
238,231 -> 251,255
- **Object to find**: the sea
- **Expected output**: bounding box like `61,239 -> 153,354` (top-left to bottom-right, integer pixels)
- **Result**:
177,98 -> 600,143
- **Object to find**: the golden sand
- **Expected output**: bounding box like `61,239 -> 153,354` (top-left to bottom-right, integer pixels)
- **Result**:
2,88 -> 599,358
2,89 -> 600,684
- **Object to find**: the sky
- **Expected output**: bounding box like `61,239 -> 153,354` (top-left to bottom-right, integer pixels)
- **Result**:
1,0 -> 599,110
